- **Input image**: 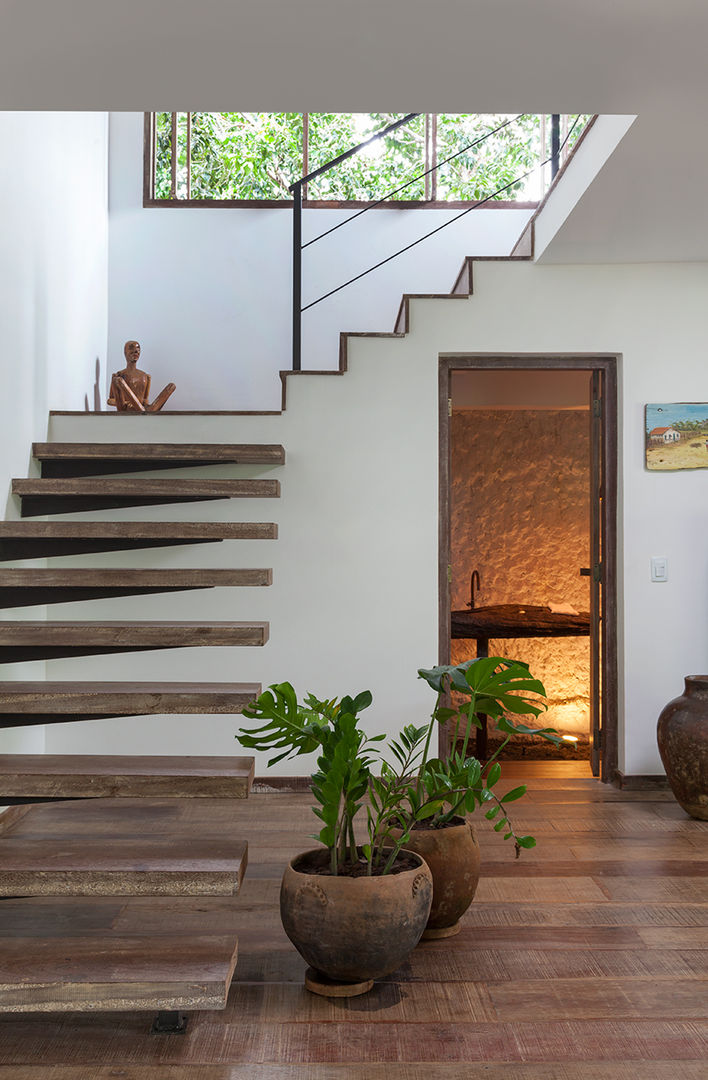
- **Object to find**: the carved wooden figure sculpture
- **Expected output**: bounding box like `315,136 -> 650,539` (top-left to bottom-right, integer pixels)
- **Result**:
107,341 -> 176,412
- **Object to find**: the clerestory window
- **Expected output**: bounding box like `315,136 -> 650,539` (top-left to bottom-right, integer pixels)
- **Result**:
144,112 -> 591,207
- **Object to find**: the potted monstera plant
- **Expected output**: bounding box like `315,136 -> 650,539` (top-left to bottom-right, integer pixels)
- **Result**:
384,656 -> 561,937
236,685 -> 436,996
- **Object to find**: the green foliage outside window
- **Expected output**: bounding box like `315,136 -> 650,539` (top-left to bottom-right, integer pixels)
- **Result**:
306,113 -> 427,201
152,112 -> 591,203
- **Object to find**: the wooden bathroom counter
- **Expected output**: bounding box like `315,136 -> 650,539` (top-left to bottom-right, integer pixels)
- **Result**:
451,604 -> 590,640
450,604 -> 590,757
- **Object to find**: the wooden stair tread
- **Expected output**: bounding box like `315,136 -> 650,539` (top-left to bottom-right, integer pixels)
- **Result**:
12,477 -> 280,516
0,839 -> 248,896
0,521 -> 278,560
0,797 -> 256,842
0,796 -> 254,835
0,682 -> 260,729
0,754 -> 255,799
0,620 -> 269,642
0,521 -> 277,538
0,621 -> 269,662
33,441 -> 285,463
0,568 -> 270,585
0,896 -> 240,1011
0,798 -> 248,895
0,568 -> 272,607
13,478 -> 280,496
0,680 -> 260,702
0,933 -> 239,1012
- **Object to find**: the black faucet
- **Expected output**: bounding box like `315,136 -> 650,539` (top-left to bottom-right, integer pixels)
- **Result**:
468,570 -> 481,610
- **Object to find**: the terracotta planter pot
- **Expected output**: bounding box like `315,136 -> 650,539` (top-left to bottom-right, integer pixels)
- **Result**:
390,816 -> 481,937
280,848 -> 433,987
657,675 -> 708,820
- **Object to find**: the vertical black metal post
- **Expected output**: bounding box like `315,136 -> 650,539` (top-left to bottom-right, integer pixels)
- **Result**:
551,114 -> 560,179
292,181 -> 302,371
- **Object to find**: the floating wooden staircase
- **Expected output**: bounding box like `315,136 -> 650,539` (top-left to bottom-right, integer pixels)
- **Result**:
0,437 -> 282,1029
0,762 -> 255,1024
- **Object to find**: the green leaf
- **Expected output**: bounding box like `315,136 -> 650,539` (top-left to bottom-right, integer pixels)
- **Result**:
500,785 -> 527,804
486,762 -> 502,787
516,835 -> 537,849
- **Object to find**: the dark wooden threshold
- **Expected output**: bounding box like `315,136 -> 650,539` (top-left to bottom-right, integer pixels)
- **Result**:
613,771 -> 670,790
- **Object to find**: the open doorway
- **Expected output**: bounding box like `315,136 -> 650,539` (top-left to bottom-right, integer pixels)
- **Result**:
438,355 -> 618,782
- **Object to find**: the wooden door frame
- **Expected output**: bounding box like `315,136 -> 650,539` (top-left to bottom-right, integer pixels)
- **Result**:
438,353 -> 619,783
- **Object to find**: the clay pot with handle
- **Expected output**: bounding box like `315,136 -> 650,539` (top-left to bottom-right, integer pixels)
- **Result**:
280,847 -> 433,991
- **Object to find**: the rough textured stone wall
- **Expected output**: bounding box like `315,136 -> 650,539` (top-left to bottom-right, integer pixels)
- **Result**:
451,409 -> 591,736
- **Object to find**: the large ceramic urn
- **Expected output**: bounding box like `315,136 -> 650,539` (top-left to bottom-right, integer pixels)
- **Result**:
657,675 -> 708,820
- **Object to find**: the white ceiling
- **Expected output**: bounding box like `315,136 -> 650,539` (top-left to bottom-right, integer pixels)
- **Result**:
3,0 -> 707,261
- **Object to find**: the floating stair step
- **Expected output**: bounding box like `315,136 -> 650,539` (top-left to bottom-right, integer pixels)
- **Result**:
33,441 -> 286,477
0,754 -> 255,800
0,520 -> 277,560
0,928 -> 239,1013
0,568 -> 271,608
0,681 -> 260,730
0,838 -> 248,896
0,795 -> 252,839
12,477 -> 280,516
0,896 -> 239,1013
0,797 -> 248,896
0,621 -> 269,662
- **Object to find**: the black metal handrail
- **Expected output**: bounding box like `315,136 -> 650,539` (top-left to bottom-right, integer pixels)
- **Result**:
302,114 -> 524,251
289,114 -> 420,372
290,114 -> 567,371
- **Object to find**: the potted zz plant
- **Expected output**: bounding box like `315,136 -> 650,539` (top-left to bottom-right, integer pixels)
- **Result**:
237,657 -> 559,993
237,685 -> 436,996
384,657 -> 561,937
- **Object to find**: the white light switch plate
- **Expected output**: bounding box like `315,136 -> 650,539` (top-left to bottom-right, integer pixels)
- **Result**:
651,556 -> 668,582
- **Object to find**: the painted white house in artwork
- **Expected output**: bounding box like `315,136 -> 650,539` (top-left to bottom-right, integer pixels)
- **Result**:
649,427 -> 682,443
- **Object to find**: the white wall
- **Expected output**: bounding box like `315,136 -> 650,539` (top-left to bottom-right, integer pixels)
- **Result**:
0,111 -> 109,754
44,260 -> 708,779
107,113 -> 533,410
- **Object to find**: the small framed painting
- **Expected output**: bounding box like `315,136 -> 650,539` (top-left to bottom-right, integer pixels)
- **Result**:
646,403 -> 708,471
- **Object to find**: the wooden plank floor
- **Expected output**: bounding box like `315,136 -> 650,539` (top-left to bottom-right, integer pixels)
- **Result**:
0,779 -> 707,1077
